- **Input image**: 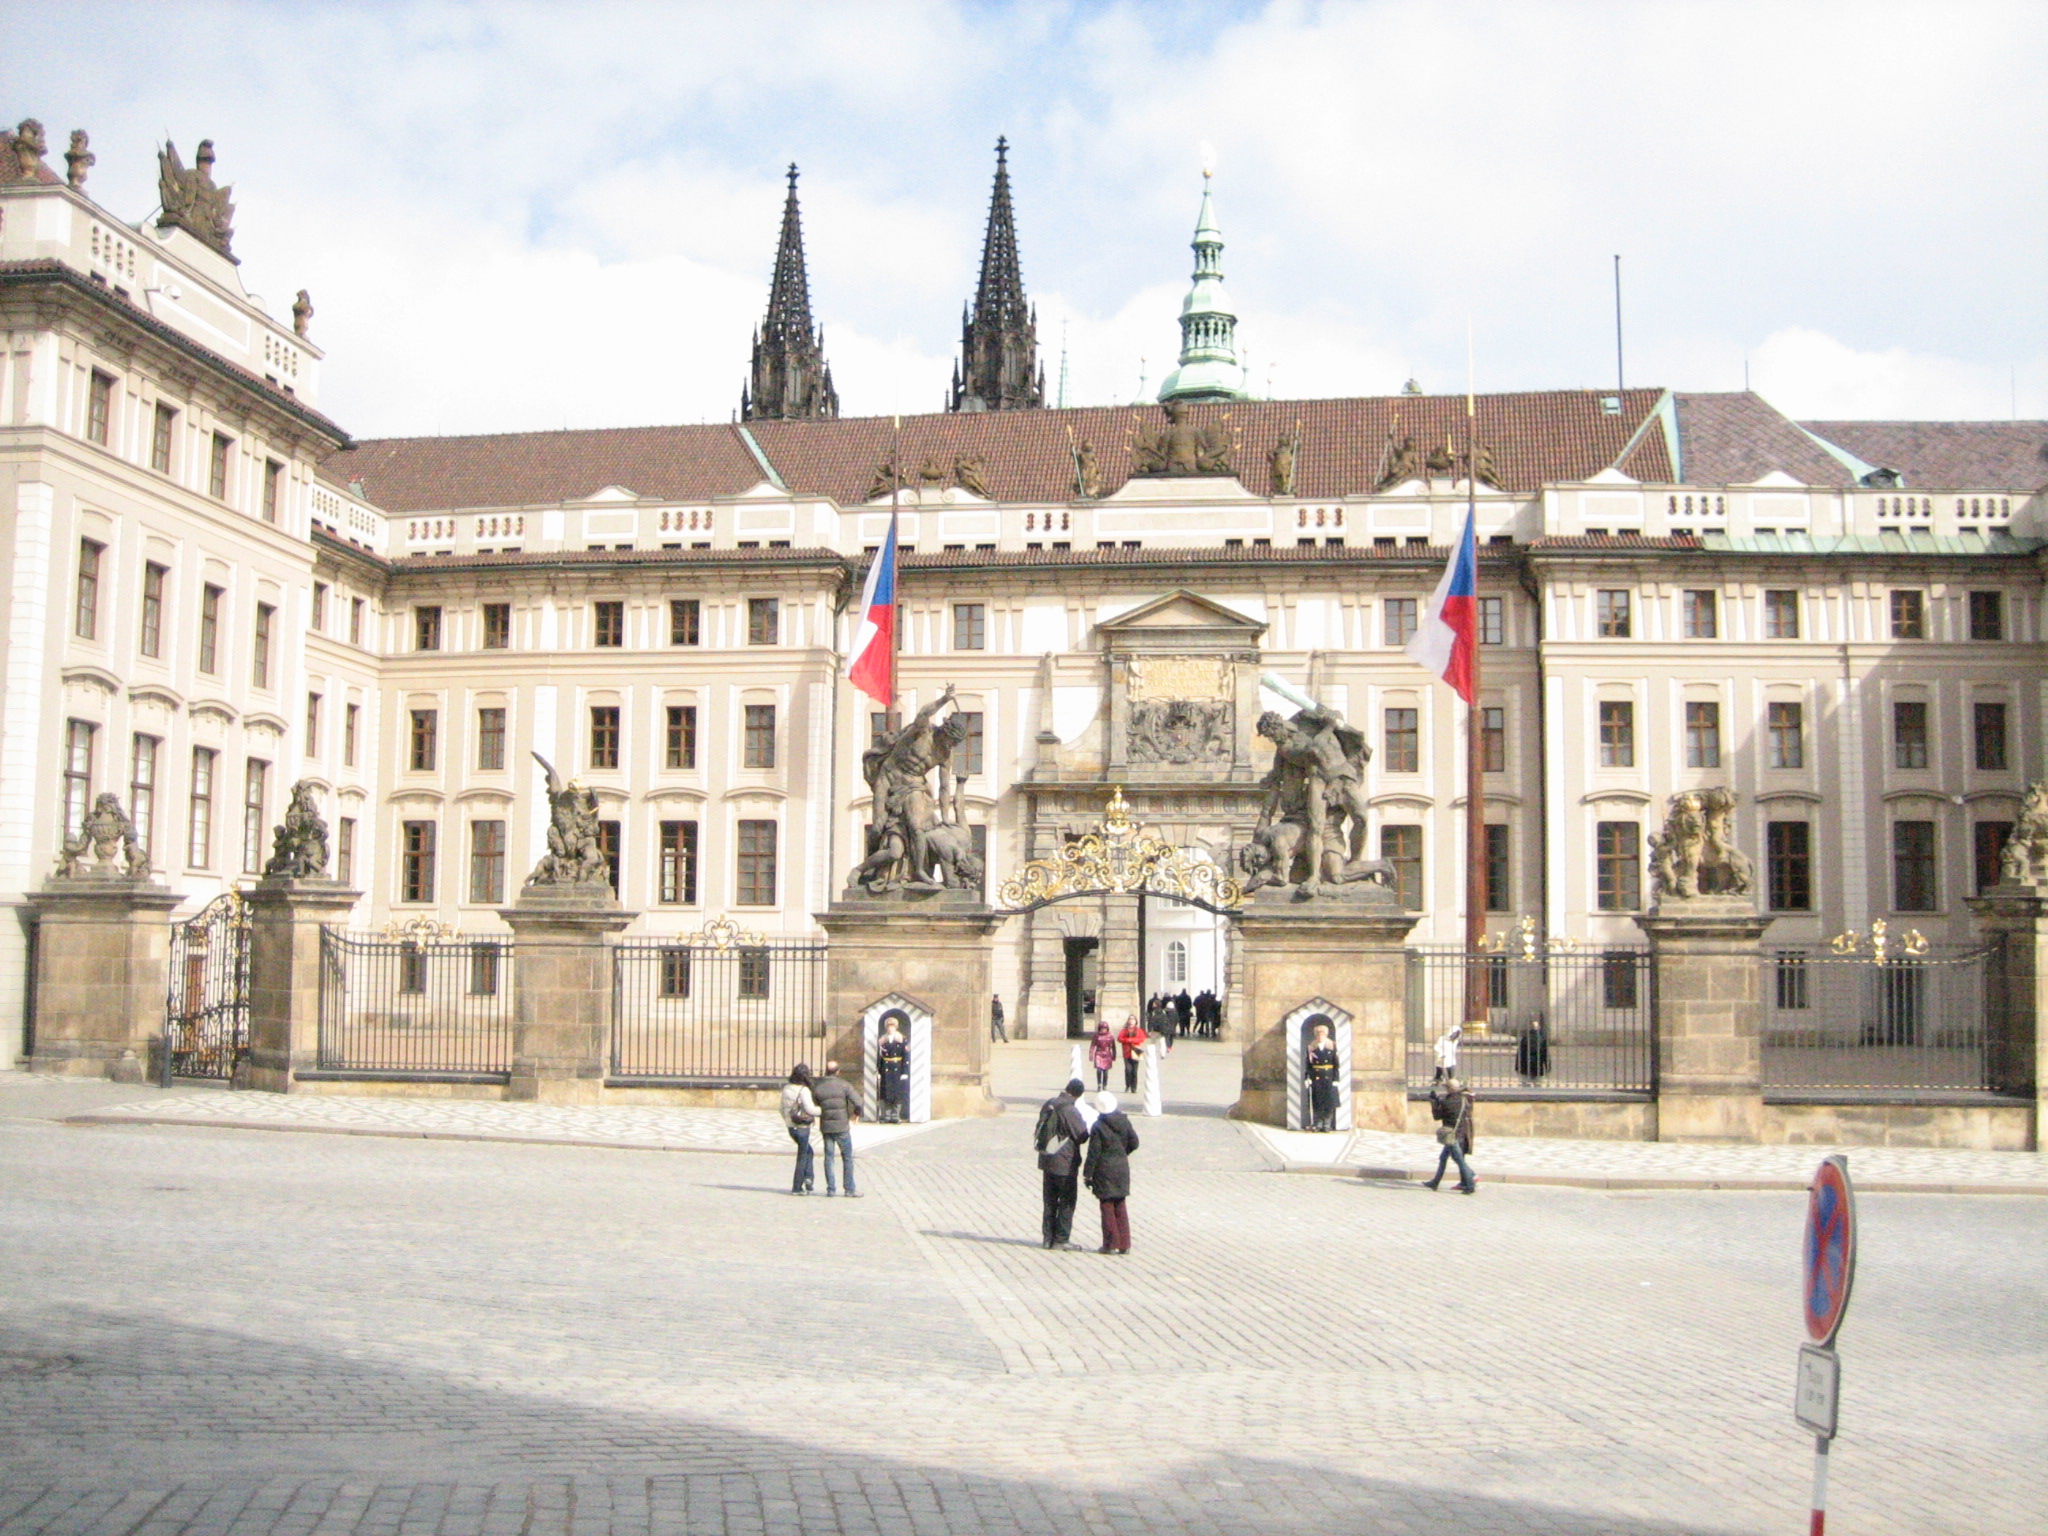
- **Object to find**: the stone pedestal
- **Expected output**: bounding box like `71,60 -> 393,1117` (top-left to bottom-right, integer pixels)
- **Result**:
1636,896 -> 1772,1143
1233,889 -> 1417,1129
245,877 -> 361,1092
818,890 -> 1002,1118
502,888 -> 635,1105
26,874 -> 182,1081
1966,883 -> 2045,1147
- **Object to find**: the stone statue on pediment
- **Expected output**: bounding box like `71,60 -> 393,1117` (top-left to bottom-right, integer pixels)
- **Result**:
1424,437 -> 1459,477
157,138 -> 236,259
524,751 -> 610,890
1073,439 -> 1101,498
952,455 -> 990,497
264,780 -> 330,879
54,793 -> 149,881
1268,425 -> 1301,496
64,130 -> 92,188
1999,780 -> 2048,887
850,686 -> 982,895
10,119 -> 48,181
1649,787 -> 1752,902
1374,434 -> 1421,493
866,448 -> 906,502
1130,400 -> 1234,478
1241,704 -> 1391,901
1474,441 -> 1507,491
292,289 -> 313,339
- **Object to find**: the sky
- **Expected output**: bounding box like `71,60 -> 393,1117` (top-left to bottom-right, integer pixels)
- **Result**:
8,0 -> 2047,440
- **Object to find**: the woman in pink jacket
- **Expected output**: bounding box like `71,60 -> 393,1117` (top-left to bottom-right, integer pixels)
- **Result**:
1088,1022 -> 1117,1091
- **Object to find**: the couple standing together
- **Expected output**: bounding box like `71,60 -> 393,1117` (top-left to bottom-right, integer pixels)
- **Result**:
1035,1078 -> 1140,1254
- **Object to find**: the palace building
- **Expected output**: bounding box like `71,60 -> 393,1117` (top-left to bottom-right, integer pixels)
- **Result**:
3,120 -> 2044,1049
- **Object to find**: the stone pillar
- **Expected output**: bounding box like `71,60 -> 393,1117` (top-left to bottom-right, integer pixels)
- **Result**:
1233,890 -> 1417,1129
1966,884 -> 2045,1147
244,877 -> 361,1093
819,893 -> 1001,1118
25,874 -> 181,1081
1636,897 -> 1773,1143
501,891 -> 635,1105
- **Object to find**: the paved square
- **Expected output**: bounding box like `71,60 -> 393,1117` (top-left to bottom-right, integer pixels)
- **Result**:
1,1058 -> 2042,1535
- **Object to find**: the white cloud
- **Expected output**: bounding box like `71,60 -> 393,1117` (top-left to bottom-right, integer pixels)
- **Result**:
1749,328 -> 2043,422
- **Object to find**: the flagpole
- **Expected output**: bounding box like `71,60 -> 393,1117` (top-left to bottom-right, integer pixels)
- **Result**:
887,415 -> 902,731
1463,346 -> 1488,1029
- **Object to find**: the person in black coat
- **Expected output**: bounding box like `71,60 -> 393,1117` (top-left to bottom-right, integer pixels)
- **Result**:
876,1014 -> 910,1123
1082,1091 -> 1141,1254
1515,1013 -> 1552,1082
1034,1078 -> 1091,1249
1304,1022 -> 1341,1132
1173,990 -> 1193,1035
1424,1077 -> 1477,1194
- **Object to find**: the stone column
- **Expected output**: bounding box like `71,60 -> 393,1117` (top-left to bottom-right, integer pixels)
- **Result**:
501,890 -> 635,1105
819,892 -> 1002,1118
1636,897 -> 1773,1143
1233,890 -> 1417,1129
1966,884 -> 2045,1147
244,876 -> 361,1093
26,874 -> 181,1081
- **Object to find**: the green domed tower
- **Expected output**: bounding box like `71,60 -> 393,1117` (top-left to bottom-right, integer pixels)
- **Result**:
1157,171 -> 1249,404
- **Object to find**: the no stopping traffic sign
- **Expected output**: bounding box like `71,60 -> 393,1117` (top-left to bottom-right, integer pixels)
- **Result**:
1803,1155 -> 1856,1347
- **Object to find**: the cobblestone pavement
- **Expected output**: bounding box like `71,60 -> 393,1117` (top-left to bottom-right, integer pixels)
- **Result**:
1,1065 -> 2043,1535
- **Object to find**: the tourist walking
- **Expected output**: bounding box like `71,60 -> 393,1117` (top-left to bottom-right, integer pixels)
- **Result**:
1432,1022 -> 1463,1082
780,1063 -> 819,1194
1304,1022 -> 1340,1132
1088,1021 -> 1116,1090
990,993 -> 1008,1043
1149,994 -> 1176,1050
1116,1012 -> 1149,1093
876,1014 -> 910,1123
1424,1076 -> 1477,1194
813,1058 -> 862,1197
1035,1077 -> 1090,1249
1083,1090 -> 1141,1254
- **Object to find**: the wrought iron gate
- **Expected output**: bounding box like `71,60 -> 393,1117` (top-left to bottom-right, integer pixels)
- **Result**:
611,918 -> 828,1086
164,891 -> 251,1081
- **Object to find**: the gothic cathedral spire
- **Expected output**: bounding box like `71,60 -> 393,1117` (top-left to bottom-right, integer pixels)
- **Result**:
741,165 -> 838,422
948,138 -> 1044,413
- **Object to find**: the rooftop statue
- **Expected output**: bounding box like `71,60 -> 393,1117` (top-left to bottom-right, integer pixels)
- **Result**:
53,793 -> 150,881
1130,399 -> 1234,477
1241,696 -> 1393,901
10,119 -> 48,181
156,138 -> 236,259
1374,433 -> 1422,492
263,781 -> 331,879
1267,425 -> 1301,496
1072,438 -> 1102,499
524,751 -> 611,891
850,686 -> 983,895
292,289 -> 313,339
64,129 -> 92,189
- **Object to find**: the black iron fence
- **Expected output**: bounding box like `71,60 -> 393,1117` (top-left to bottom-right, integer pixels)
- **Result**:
611,936 -> 829,1086
317,929 -> 514,1078
164,892 -> 250,1082
1761,945 -> 2018,1096
1406,946 -> 1655,1093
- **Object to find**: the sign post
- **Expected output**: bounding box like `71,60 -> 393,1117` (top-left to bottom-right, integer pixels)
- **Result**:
1797,1154 -> 1856,1534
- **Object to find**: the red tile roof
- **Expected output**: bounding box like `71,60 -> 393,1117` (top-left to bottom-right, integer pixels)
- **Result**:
1799,420 -> 2048,493
1674,393 -> 1853,488
326,389 -> 1673,514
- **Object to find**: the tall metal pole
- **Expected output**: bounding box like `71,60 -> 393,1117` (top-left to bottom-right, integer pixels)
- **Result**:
885,415 -> 902,735
1136,890 -> 1148,1027
1464,378 -> 1488,1027
1613,254 -> 1626,398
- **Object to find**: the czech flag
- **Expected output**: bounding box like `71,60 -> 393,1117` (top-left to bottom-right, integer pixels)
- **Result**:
847,513 -> 898,706
1404,507 -> 1478,704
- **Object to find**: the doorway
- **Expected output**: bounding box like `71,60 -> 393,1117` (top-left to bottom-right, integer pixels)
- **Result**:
1063,936 -> 1100,1039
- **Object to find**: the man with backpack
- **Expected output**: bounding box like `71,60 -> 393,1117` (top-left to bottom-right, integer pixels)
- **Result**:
1034,1077 -> 1091,1249
1424,1075 -> 1477,1194
812,1058 -> 863,1197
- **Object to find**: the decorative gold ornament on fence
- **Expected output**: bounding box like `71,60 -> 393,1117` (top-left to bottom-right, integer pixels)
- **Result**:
997,786 -> 1244,912
381,915 -> 461,943
695,913 -> 765,951
1475,913 -> 1579,959
1828,920 -> 1928,960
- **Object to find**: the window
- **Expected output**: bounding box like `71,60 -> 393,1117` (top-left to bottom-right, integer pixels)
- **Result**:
659,820 -> 699,904
1478,595 -> 1504,646
1892,820 -> 1937,911
589,705 -> 620,770
1974,821 -> 2014,895
1775,952 -> 1810,1011
252,603 -> 274,688
1889,590 -> 1924,640
1684,701 -> 1721,769
399,945 -> 426,995
1164,940 -> 1188,987
1767,702 -> 1804,769
597,819 -> 621,894
61,719 -> 95,842
241,759 -> 268,874
139,562 -> 166,658
1969,590 -> 2004,641
1383,598 -> 1418,647
208,432 -> 231,500
468,942 -> 502,997
955,712 -> 985,777
1973,702 -> 2008,771
477,707 -> 506,771
408,709 -> 438,772
414,606 -> 442,651
468,820 -> 506,904
747,598 -> 779,645
261,460 -> 283,524
312,583 -> 328,630
86,370 -> 113,445
150,402 -> 175,473
870,712 -> 891,749
1682,590 -> 1718,639
401,820 -> 436,903
593,601 -> 625,647
1481,706 -> 1506,773
953,603 -> 986,650
482,602 -> 511,649
336,817 -> 355,886
1893,701 -> 1929,770
75,539 -> 102,639
1383,708 -> 1419,773
743,703 -> 776,769
670,598 -> 701,646
738,947 -> 771,999
187,747 -> 215,868
1766,821 -> 1812,911
349,597 -> 363,646
665,704 -> 698,770
1484,824 -> 1510,911
736,819 -> 778,905
1380,825 -> 1423,910
659,947 -> 692,998
1595,822 -> 1640,911
1598,701 -> 1635,767
304,693 -> 321,756
343,703 -> 360,768
1596,590 -> 1632,638
1602,952 -> 1640,1011
128,734 -> 158,857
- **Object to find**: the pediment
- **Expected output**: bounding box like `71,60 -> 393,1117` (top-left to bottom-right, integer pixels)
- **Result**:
1586,466 -> 1638,485
1095,590 -> 1267,636
578,484 -> 640,503
1743,470 -> 1806,489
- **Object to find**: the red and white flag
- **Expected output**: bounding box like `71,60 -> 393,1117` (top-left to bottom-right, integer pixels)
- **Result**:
847,513 -> 898,705
1404,507 -> 1479,703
